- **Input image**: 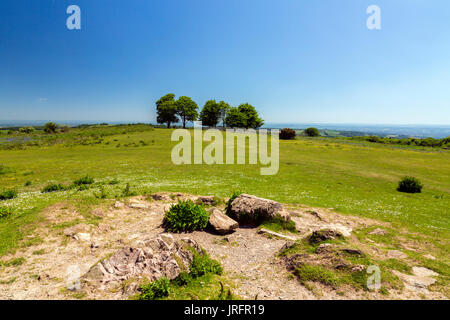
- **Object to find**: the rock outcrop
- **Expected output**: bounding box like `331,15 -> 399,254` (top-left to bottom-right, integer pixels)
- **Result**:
228,194 -> 291,225
82,234 -> 201,291
208,208 -> 238,235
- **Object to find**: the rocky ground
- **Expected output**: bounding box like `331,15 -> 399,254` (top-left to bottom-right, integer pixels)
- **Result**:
0,193 -> 447,300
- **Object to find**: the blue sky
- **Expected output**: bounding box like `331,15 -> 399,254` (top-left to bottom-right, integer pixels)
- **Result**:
0,0 -> 449,125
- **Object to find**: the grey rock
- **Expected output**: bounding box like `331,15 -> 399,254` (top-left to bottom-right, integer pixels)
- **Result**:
208,208 -> 238,235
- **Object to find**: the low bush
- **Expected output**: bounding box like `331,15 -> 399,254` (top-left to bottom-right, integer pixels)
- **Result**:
163,200 -> 209,233
397,176 -> 423,193
0,207 -> 14,218
73,175 -> 94,186
189,252 -> 223,278
304,127 -> 320,137
138,278 -> 170,300
279,128 -> 296,140
41,183 -> 66,193
0,190 -> 18,201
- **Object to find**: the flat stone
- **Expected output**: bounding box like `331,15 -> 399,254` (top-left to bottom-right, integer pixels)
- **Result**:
197,196 -> 216,205
208,208 -> 238,235
114,201 -> 124,208
392,270 -> 436,290
423,254 -> 436,260
258,228 -> 297,241
412,266 -> 438,277
74,233 -> 91,242
387,250 -> 408,259
129,203 -> 149,209
228,194 -> 291,225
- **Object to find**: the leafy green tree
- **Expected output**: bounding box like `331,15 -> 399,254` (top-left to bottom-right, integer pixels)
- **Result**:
304,127 -> 319,137
200,100 -> 221,127
44,122 -> 58,134
156,94 -> 178,128
175,96 -> 198,128
237,103 -> 264,129
217,101 -> 230,129
225,107 -> 247,128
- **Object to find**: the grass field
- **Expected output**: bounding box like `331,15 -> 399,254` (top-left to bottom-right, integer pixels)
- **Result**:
0,126 -> 449,256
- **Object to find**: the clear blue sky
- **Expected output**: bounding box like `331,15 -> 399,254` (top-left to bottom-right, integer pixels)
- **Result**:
1,0 -> 449,125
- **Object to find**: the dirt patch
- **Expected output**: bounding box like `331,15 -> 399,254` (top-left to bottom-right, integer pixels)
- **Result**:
0,194 -> 447,300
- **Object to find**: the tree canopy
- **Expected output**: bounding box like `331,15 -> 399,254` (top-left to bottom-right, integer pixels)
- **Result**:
225,103 -> 264,129
175,96 -> 198,128
200,100 -> 221,127
156,94 -> 178,128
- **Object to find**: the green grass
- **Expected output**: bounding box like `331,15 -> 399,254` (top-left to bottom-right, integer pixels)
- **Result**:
0,126 -> 449,257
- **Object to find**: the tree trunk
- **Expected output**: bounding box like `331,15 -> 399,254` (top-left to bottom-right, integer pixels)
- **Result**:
167,121 -> 171,128
183,117 -> 186,129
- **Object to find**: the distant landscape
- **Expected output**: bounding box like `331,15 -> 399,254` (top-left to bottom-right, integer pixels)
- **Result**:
2,120 -> 450,139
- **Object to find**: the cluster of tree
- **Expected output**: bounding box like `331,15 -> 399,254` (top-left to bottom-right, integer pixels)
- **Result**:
155,94 -> 263,129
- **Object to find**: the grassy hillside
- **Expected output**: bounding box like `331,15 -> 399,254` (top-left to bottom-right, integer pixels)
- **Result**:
0,126 -> 449,255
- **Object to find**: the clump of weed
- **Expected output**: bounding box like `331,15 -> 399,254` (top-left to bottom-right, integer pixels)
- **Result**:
41,183 -> 66,193
397,176 -> 423,193
121,183 -> 137,197
0,189 -> 18,201
108,178 -> 119,185
94,185 -> 108,199
163,200 -> 210,233
189,251 -> 223,278
138,278 -> 170,300
0,257 -> 25,267
73,175 -> 94,186
260,215 -> 298,233
0,207 -> 14,219
24,181 -> 32,186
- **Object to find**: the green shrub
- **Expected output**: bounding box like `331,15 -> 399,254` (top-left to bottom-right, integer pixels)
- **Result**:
121,183 -> 137,197
0,190 -> 18,201
0,207 -> 14,218
279,128 -> 296,140
397,176 -> 423,193
44,122 -> 58,134
108,178 -> 119,185
172,272 -> 192,286
41,183 -> 66,193
163,200 -> 209,233
189,252 -> 223,278
24,181 -> 32,186
304,127 -> 319,137
138,278 -> 170,300
73,175 -> 94,186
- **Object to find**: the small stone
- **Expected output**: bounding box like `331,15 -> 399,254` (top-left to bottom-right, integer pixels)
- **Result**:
423,254 -> 436,260
208,208 -> 238,235
129,203 -> 149,209
351,265 -> 366,272
114,201 -> 124,208
387,250 -> 407,259
74,233 -> 91,242
412,267 -> 438,277
369,228 -> 388,236
308,229 -> 344,244
341,248 -> 364,256
258,228 -> 297,241
197,196 -> 216,205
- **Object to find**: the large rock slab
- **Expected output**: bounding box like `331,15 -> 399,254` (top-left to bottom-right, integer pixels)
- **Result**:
228,194 -> 290,225
82,234 -> 201,291
208,208 -> 238,235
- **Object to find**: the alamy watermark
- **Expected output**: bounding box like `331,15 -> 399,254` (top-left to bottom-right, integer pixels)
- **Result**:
171,122 -> 279,175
